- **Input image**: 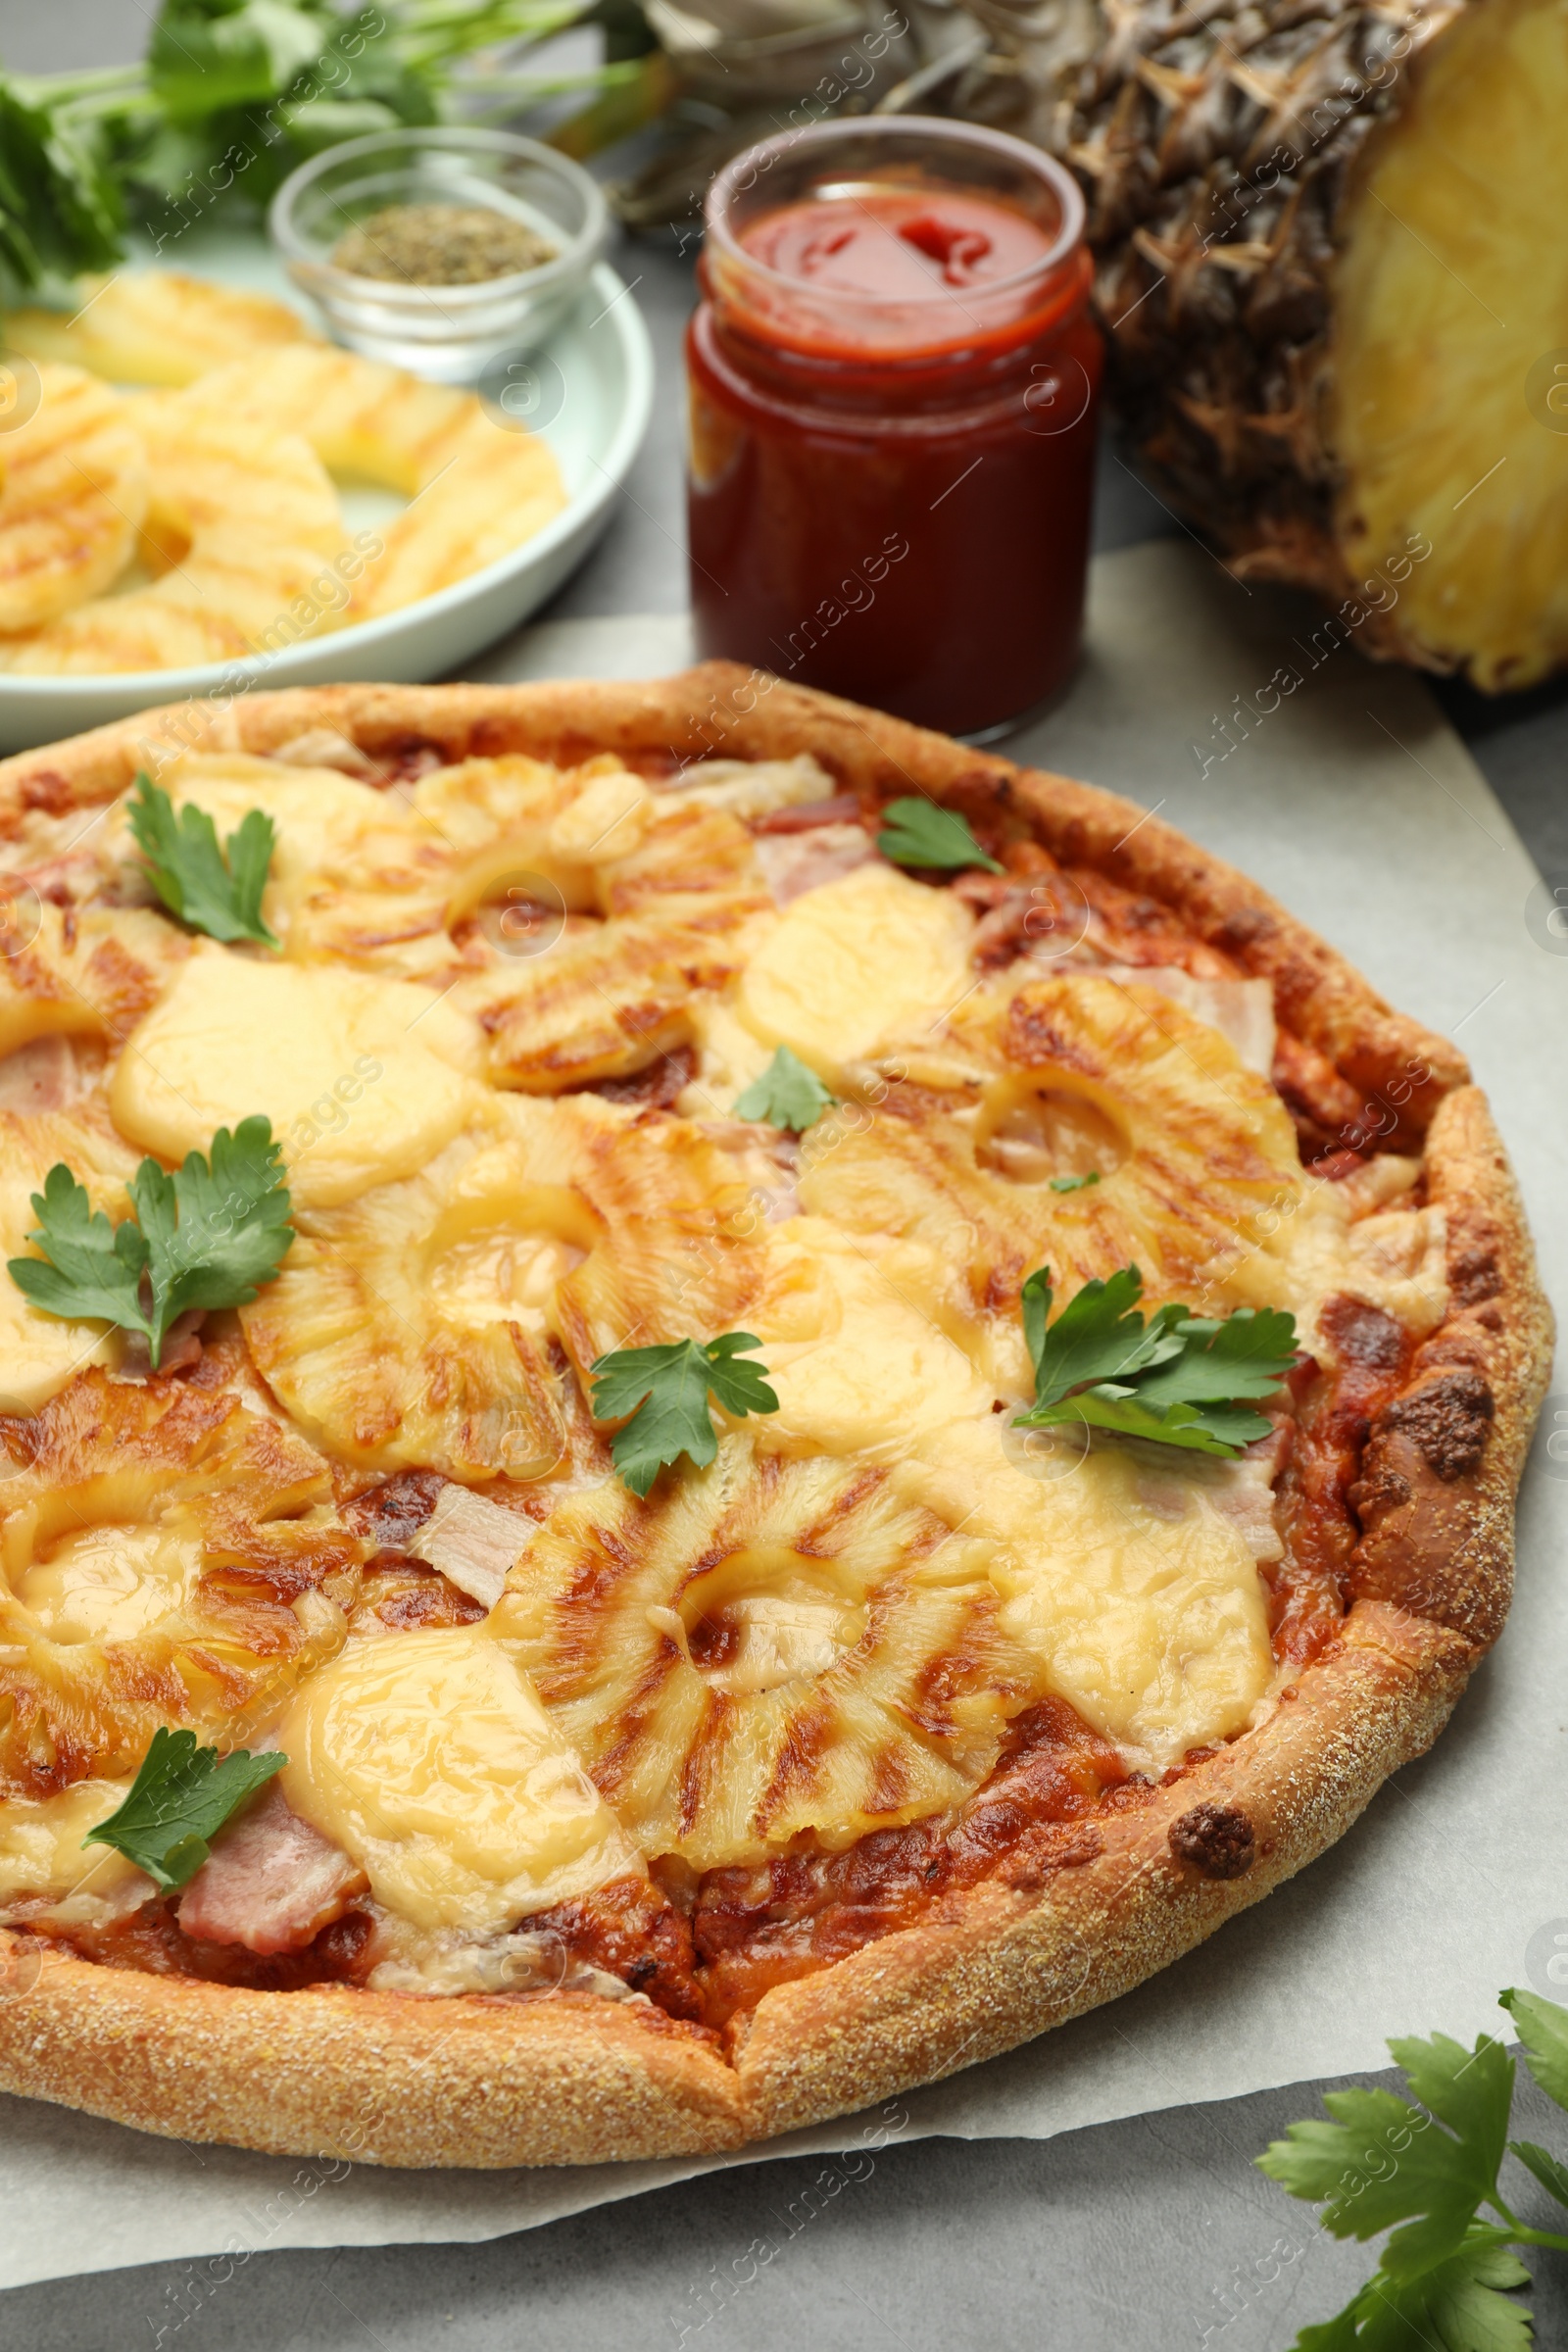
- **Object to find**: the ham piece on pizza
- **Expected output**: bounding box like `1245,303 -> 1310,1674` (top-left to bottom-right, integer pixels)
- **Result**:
0,671 -> 1547,2165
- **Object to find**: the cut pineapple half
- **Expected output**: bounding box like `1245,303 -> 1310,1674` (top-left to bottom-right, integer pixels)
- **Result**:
801,969 -> 1301,1372
0,1368 -> 362,1800
490,1436 -> 1032,1871
1333,0 -> 1568,687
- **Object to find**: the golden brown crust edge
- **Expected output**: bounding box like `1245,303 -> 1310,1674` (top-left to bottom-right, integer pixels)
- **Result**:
0,667 -> 1467,1124
0,676 -> 1547,2167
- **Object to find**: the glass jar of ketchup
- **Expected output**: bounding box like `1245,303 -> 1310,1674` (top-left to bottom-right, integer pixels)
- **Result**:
686,118 -> 1102,740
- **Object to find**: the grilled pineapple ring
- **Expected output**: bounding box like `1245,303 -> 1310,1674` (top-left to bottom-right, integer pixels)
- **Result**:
4,270 -> 318,389
803,968 -> 1303,1351
491,1438 -> 1027,1871
240,1097 -> 769,1480
0,407 -> 345,675
0,367 -> 148,632
0,1367 -> 362,1805
156,347 -> 566,620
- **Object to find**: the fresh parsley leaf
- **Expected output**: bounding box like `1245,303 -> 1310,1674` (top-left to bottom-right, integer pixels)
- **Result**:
590,1332 -> 779,1496
733,1046 -> 836,1133
1016,1265 -> 1183,1414
1012,1264 -> 1296,1457
5,1161 -> 150,1343
83,1727 -> 285,1890
1312,2231 -> 1532,2352
876,797 -> 1004,874
1509,2139 -> 1568,2210
1258,2039 -> 1513,2281
1049,1170 -> 1101,1193
1259,1995 -> 1568,2350
9,1116 -> 293,1367
1500,1986 -> 1568,2110
128,771 -> 279,949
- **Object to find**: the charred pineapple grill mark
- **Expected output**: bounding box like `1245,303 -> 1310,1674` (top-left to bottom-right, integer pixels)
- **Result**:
0,743 -> 1453,1973
490,1441 -> 1027,1872
1054,0 -> 1568,689
0,1363 -> 362,1802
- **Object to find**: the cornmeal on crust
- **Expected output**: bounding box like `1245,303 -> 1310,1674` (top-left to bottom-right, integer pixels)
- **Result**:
0,671 -> 1548,2167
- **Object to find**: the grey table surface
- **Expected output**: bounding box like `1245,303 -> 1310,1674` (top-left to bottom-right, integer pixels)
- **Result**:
3,8 -> 1568,2346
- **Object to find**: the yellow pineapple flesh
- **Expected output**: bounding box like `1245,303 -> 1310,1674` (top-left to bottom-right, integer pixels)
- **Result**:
0,1363 -> 363,1804
1332,0 -> 1568,687
490,1436 -> 1031,1871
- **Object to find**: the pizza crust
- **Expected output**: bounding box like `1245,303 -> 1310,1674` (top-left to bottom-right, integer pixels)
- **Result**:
0,674 -> 1549,2166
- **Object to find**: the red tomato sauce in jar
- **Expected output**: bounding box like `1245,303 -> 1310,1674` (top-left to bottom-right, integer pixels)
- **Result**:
686,121 -> 1102,739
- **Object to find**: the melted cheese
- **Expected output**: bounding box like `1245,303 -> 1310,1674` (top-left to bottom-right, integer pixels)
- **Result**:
110,953 -> 486,1208
14,1520 -> 202,1642
753,1221 -> 991,1457
0,1111 -> 135,1407
1235,1161 -> 1448,1351
0,1779 -> 146,1916
737,861 -> 975,1081
104,754 -> 395,899
279,1627 -> 638,1933
896,1420 -> 1274,1767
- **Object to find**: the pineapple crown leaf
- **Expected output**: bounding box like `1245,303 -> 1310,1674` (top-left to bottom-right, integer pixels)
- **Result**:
1014,1264 -> 1298,1457
732,1045 -> 836,1133
83,1727 -> 285,1891
590,1331 -> 779,1496
8,1115 -> 294,1368
875,796 -> 1004,875
128,769 -> 279,949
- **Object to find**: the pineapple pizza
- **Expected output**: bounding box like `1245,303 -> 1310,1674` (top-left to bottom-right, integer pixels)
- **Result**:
0,671 -> 1546,2165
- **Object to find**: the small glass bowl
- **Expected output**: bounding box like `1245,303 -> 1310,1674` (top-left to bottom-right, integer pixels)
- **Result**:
270,127 -> 609,382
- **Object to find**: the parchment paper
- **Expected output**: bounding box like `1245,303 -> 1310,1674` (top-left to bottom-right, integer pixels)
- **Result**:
3,542 -> 1562,2291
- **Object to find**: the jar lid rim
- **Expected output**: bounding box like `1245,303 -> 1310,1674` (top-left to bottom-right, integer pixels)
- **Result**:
705,116 -> 1088,311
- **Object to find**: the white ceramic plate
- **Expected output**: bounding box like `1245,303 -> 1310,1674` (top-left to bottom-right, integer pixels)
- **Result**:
0,227 -> 654,753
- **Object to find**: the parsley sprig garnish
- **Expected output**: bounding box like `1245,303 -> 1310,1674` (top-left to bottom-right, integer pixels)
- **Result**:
733,1046 -> 836,1133
876,797 -> 1003,875
1013,1264 -> 1298,1456
8,1116 -> 294,1368
129,771 -> 279,949
1259,1987 -> 1568,2346
590,1332 -> 779,1496
84,1728 -> 285,1890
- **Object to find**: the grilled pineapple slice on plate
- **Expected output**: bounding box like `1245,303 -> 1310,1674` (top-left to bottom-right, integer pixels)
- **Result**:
158,347 -> 567,618
0,367 -> 148,632
0,408 -> 346,675
491,1435 -> 1029,1871
801,968 -> 1301,1370
0,1368 -> 362,1806
4,270 -> 318,388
